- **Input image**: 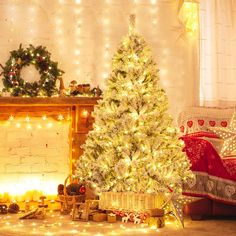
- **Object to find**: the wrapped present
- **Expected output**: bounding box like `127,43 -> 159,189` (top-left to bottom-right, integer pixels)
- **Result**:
146,216 -> 165,228
146,208 -> 164,217
107,213 -> 116,223
93,213 -> 107,222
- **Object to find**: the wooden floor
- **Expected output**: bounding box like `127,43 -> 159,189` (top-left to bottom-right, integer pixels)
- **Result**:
0,213 -> 235,235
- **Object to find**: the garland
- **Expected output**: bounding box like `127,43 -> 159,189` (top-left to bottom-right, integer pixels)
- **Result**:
0,44 -> 64,97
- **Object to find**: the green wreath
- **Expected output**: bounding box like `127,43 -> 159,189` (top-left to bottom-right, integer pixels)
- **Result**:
0,44 -> 64,97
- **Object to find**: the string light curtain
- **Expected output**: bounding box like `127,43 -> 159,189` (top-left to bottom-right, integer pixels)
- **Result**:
0,0 -> 199,118
200,0 -> 236,107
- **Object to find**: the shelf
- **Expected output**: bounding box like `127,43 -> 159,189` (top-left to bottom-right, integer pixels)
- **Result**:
0,96 -> 100,106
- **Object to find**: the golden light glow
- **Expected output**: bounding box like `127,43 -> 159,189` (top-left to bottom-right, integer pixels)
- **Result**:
15,122 -> 21,128
81,109 -> 89,118
0,178 -> 60,201
58,114 -> 64,120
8,115 -> 14,121
0,114 -> 71,201
25,116 -> 30,122
179,1 -> 199,35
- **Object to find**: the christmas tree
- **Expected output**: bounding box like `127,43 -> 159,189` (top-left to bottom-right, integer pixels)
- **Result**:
76,15 -> 192,195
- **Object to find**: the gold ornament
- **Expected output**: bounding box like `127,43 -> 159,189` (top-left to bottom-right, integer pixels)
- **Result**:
17,58 -> 22,65
210,111 -> 236,157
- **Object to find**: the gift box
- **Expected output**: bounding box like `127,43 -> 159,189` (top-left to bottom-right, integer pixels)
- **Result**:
146,216 -> 165,228
107,213 -> 116,223
146,208 -> 164,217
93,213 -> 107,222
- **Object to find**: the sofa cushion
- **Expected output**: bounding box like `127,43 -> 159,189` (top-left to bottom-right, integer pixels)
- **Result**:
178,107 -> 234,134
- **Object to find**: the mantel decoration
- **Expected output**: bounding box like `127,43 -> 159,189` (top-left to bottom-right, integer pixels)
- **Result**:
0,44 -> 64,97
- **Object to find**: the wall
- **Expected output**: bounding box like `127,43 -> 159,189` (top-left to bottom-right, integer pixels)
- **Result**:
0,117 -> 70,199
0,0 -> 198,118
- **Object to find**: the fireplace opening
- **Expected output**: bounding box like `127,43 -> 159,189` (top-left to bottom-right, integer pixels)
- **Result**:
0,113 -> 71,202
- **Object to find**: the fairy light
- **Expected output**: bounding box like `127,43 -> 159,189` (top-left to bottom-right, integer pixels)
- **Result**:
42,115 -> 47,120
8,115 -> 14,121
179,1 -> 199,35
73,2 -> 82,80
16,123 -> 21,128
81,109 -> 89,118
58,114 -> 64,121
37,124 -> 42,129
26,124 -> 32,130
75,49 -> 80,55
101,2 -> 111,86
150,0 -> 157,4
47,122 -> 53,128
25,116 -> 30,122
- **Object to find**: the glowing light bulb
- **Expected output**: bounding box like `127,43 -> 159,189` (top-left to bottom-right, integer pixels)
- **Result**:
152,20 -> 157,25
47,122 -> 53,128
75,49 -> 80,55
42,115 -> 47,120
56,18 -> 62,25
81,110 -> 88,118
26,124 -> 32,130
37,124 -> 42,129
58,114 -> 64,121
103,73 -> 108,79
16,123 -> 21,128
8,115 -> 14,121
25,116 -> 30,122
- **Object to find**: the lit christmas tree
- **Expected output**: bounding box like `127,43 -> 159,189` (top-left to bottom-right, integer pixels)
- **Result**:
76,15 -> 192,195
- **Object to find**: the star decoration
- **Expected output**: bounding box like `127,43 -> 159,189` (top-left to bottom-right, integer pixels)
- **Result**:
162,192 -> 185,228
210,111 -> 236,157
169,196 -> 184,228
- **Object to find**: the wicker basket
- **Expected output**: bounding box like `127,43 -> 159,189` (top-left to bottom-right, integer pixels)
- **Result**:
58,175 -> 85,214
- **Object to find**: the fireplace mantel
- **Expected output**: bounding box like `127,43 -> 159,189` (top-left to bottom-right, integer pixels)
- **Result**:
0,96 -> 99,106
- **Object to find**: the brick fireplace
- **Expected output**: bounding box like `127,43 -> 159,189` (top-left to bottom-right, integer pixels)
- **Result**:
0,97 -> 98,201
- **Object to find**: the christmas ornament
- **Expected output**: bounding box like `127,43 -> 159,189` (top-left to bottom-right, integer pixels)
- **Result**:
69,80 -> 79,95
8,203 -> 20,214
66,183 -> 85,196
79,185 -> 86,194
133,215 -> 141,224
121,214 -> 130,223
0,204 -> 8,214
0,44 -> 64,97
91,86 -> 103,97
210,111 -> 236,157
68,81 -> 95,96
57,184 -> 64,195
169,198 -> 184,228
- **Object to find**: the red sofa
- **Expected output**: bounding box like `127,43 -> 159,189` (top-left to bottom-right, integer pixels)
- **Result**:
178,107 -> 236,219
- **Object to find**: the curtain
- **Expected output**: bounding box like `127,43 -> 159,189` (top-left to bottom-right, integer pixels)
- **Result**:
200,0 -> 236,107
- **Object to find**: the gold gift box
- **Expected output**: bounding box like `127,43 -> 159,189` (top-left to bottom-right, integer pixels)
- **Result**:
107,213 -> 116,223
93,213 -> 107,222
